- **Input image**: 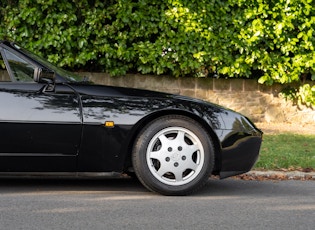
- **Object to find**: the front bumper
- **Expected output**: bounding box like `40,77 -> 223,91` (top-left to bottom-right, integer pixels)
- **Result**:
215,112 -> 263,179
219,135 -> 262,179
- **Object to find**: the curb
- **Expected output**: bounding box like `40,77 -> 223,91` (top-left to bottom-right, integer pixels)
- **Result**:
240,170 -> 315,181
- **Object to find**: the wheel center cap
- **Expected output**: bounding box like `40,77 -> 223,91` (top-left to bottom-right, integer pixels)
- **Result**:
171,153 -> 180,161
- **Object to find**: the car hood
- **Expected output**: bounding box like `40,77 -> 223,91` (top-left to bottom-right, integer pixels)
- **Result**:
68,82 -> 236,116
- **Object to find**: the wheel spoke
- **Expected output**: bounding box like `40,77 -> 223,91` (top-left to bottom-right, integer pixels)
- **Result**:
156,164 -> 170,177
174,130 -> 185,143
148,150 -> 165,162
182,144 -> 199,158
174,170 -> 183,182
158,133 -> 170,146
183,159 -> 198,171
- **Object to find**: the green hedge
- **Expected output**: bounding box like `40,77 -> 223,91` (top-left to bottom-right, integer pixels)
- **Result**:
1,0 -> 315,105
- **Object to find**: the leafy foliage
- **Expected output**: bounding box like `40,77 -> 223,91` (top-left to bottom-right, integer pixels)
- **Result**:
0,0 -> 315,104
296,84 -> 315,106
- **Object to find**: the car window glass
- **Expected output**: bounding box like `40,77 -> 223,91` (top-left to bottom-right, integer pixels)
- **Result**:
14,44 -> 83,83
0,53 -> 10,82
3,49 -> 35,82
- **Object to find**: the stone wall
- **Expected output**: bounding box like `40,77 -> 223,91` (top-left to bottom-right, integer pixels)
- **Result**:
81,72 -> 315,125
0,70 -> 10,81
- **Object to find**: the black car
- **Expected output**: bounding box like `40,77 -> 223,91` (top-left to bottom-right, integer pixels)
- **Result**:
0,41 -> 262,195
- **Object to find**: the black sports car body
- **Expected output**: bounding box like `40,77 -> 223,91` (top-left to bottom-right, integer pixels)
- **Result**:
0,40 -> 262,195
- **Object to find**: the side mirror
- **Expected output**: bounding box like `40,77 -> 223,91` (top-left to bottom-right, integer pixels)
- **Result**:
34,68 -> 55,84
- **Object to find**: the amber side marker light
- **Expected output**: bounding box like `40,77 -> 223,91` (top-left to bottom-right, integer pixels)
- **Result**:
104,121 -> 115,128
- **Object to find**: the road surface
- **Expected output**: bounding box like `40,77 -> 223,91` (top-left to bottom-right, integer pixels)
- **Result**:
0,177 -> 314,230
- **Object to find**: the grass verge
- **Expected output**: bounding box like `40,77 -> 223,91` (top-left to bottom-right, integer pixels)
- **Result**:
254,134 -> 315,171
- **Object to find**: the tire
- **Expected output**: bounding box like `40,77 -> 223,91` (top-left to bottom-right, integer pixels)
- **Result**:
132,115 -> 215,195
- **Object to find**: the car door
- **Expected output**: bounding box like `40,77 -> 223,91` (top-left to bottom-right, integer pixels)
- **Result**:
0,46 -> 82,172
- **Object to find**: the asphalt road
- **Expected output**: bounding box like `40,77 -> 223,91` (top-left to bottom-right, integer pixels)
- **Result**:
0,177 -> 314,230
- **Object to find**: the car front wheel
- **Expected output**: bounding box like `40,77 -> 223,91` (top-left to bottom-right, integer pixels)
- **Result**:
132,115 -> 215,195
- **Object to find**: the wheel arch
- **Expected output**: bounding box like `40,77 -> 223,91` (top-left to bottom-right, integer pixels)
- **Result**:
123,109 -> 222,174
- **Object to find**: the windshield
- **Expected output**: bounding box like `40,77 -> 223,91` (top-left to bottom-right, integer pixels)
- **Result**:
13,43 -> 84,82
